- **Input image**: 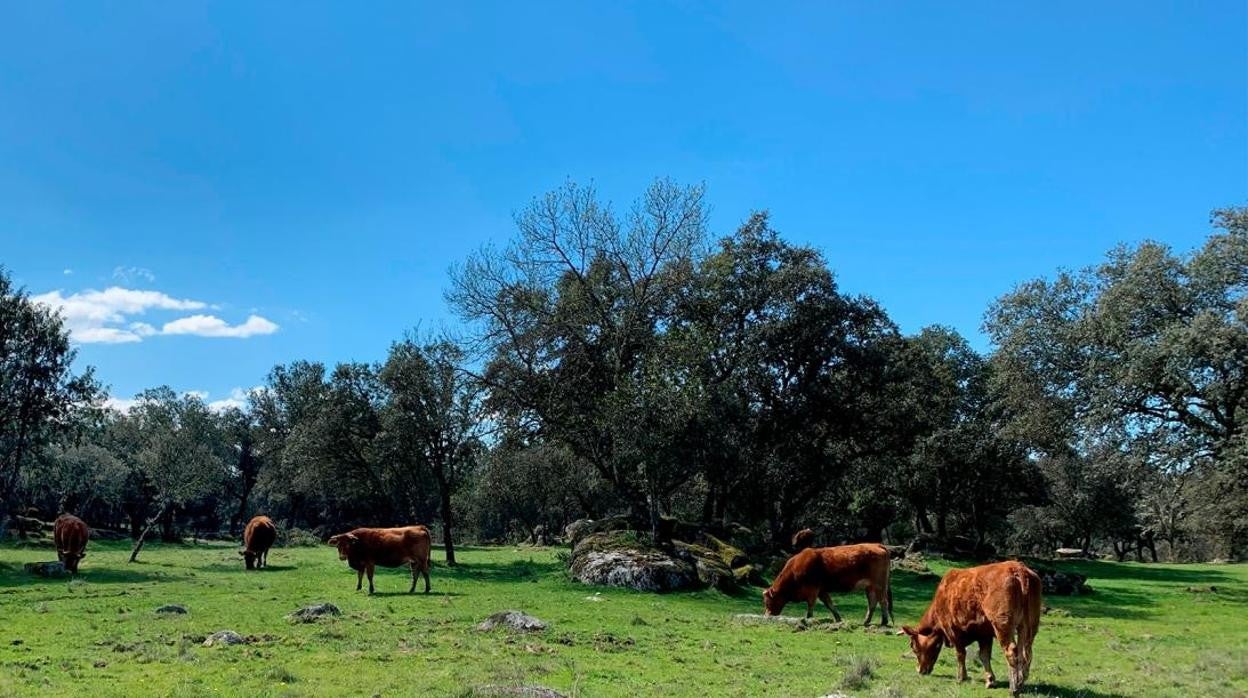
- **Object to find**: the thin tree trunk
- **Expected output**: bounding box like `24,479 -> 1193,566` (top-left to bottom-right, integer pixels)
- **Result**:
129,504 -> 170,563
436,472 -> 457,566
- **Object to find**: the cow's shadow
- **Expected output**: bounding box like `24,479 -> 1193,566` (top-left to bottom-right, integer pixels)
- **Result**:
353,590 -> 463,598
1023,681 -> 1132,698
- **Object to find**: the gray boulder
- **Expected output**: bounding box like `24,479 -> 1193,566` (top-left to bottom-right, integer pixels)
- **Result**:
477,610 -> 547,632
569,532 -> 700,592
202,630 -> 246,647
155,605 -> 188,615
472,688 -> 566,698
24,561 -> 66,577
287,603 -> 341,623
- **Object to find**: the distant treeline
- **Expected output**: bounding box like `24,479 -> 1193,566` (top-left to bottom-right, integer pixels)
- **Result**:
3,182 -> 1245,562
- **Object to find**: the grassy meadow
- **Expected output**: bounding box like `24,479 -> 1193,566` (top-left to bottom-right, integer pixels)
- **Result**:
1,539 -> 1245,697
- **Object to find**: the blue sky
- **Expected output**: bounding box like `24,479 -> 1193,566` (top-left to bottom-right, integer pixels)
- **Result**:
2,2 -> 1244,407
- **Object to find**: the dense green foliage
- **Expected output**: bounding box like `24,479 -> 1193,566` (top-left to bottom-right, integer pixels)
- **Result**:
2,186 -> 1245,563
1,541 -> 1245,697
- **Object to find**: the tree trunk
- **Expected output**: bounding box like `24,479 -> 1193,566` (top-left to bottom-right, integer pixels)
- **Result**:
129,504 -> 170,563
160,506 -> 177,543
436,474 -> 457,566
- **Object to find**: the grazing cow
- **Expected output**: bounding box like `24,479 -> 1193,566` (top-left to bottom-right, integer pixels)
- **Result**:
902,560 -> 1042,696
791,528 -> 815,552
762,544 -> 892,625
239,515 -> 278,570
53,514 -> 89,574
327,526 -> 432,594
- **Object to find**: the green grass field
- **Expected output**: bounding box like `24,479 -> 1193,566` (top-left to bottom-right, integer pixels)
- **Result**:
1,540 -> 1245,697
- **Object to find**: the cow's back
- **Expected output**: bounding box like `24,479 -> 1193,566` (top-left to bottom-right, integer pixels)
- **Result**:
54,514 -> 88,553
350,526 -> 431,567
814,544 -> 890,593
244,516 -> 278,552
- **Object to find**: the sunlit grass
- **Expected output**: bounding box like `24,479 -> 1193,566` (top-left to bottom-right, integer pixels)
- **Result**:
1,540 -> 1245,697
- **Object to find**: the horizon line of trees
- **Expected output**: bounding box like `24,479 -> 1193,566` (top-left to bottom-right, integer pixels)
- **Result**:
2,182 -> 1245,563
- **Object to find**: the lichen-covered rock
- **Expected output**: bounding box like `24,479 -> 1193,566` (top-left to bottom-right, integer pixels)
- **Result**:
569,532 -> 699,592
732,564 -> 767,588
1034,567 -> 1092,596
891,556 -> 932,575
24,561 -> 66,578
287,603 -> 341,623
202,630 -> 245,647
477,610 -> 547,632
471,687 -> 566,698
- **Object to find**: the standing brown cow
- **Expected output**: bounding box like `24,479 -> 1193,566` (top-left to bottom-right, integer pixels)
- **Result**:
53,514 -> 89,574
239,515 -> 278,570
902,560 -> 1042,696
327,526 -> 432,594
762,543 -> 892,625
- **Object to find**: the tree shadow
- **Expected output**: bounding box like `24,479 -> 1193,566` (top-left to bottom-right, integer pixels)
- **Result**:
0,562 -> 178,588
1048,560 -> 1238,585
1024,681 -> 1133,698
445,558 -> 563,582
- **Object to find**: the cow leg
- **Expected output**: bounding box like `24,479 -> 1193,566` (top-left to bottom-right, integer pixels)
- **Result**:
356,568 -> 364,591
978,639 -> 996,689
996,627 -> 1020,695
422,566 -> 431,593
409,562 -> 418,593
366,563 -> 376,595
819,592 -> 842,622
862,588 -> 877,626
955,644 -> 968,682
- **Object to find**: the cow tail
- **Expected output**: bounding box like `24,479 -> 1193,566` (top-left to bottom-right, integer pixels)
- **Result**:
1020,569 -> 1042,666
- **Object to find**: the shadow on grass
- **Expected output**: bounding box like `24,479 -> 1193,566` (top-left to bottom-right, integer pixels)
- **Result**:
1025,681 -> 1132,698
446,558 -> 563,582
0,562 -> 178,587
196,563 -> 300,573
1053,560 -> 1238,585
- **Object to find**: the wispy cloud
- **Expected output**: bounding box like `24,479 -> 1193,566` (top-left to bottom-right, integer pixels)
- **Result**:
103,387 -> 261,414
63,268 -> 73,276
32,286 -> 280,344
113,266 -> 156,284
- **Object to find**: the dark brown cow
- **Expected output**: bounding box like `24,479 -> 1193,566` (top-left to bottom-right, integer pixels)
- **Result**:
791,528 -> 815,552
902,560 -> 1042,696
327,526 -> 432,594
762,543 -> 892,625
239,515 -> 278,570
53,514 -> 89,574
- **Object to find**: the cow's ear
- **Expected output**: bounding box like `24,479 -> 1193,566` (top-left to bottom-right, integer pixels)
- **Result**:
901,626 -> 917,637
346,533 -> 359,543
327,535 -> 340,545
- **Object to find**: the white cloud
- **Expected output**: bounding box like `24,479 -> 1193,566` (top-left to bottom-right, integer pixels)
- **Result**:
32,286 -> 280,344
103,387 -> 261,414
113,266 -> 156,284
63,268 -> 73,276
207,387 -> 261,413
103,396 -> 139,413
161,314 -> 279,339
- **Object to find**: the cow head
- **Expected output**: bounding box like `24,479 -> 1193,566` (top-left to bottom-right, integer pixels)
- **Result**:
58,549 -> 86,574
761,588 -> 785,616
327,532 -> 358,560
901,626 -> 943,675
239,549 -> 258,570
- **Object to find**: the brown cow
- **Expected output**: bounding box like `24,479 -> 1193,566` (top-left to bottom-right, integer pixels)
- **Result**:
239,515 -> 278,570
53,514 -> 89,574
327,526 -> 432,594
791,528 -> 815,552
762,543 -> 892,625
902,560 -> 1042,696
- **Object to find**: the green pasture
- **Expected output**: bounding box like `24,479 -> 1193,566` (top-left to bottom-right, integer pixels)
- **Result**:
1,541 -> 1244,697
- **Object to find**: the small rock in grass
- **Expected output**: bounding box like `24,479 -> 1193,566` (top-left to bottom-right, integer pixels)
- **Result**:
202,630 -> 245,647
24,561 -> 66,578
287,603 -> 342,623
10,639 -> 22,646
733,614 -> 844,629
474,686 -> 567,697
155,605 -> 188,615
477,610 -> 547,632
